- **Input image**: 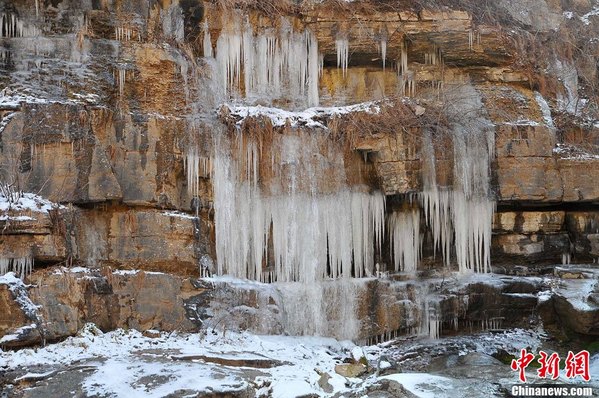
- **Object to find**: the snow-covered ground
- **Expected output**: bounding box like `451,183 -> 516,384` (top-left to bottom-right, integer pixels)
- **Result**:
1,325 -> 361,397
2,324 -> 596,397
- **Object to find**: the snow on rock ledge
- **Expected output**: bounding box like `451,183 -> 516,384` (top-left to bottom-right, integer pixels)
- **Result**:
0,191 -> 63,214
553,143 -> 599,161
222,101 -> 383,129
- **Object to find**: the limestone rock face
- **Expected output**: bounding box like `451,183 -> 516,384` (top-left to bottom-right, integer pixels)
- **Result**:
72,208 -> 200,274
0,0 -> 598,344
491,211 -> 569,264
0,203 -> 68,263
493,211 -> 565,234
0,269 -> 203,347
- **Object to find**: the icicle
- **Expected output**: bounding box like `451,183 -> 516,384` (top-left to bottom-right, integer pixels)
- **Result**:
119,68 -> 125,96
35,0 -> 39,18
389,206 -> 421,275
318,53 -> 324,77
335,37 -> 349,77
203,22 -> 213,58
419,85 -> 495,274
115,26 -> 132,41
277,279 -> 364,340
0,13 -> 39,38
562,252 -> 571,265
419,298 -> 441,340
397,40 -> 408,76
306,31 -> 320,108
185,148 -> 212,197
399,72 -> 415,97
425,45 -> 442,66
380,39 -> 387,70
452,192 -> 495,274
396,40 -> 413,98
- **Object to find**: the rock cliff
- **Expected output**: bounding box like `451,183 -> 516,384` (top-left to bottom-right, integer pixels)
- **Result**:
0,0 -> 598,346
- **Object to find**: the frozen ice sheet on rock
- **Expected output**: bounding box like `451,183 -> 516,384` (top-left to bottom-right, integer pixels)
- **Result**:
382,373 -> 453,398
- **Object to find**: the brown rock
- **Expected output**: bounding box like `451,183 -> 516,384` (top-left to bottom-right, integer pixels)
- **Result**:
0,285 -> 30,344
335,363 -> 368,378
73,207 -> 199,275
493,211 -> 565,234
559,159 -> 599,202
495,125 -> 555,158
496,157 -> 563,201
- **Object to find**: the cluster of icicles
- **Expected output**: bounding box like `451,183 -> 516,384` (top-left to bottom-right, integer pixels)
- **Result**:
0,13 -> 41,38
188,129 -> 495,282
0,257 -> 34,279
204,17 -> 320,107
210,135 -> 386,283
203,16 -> 419,107
115,26 -> 133,42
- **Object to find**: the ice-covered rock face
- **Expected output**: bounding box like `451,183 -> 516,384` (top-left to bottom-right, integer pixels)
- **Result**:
1,0 -> 598,345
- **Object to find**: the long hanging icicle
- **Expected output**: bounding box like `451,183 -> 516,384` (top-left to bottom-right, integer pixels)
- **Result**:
425,45 -> 442,66
115,67 -> 126,96
420,130 -> 452,266
185,147 -> 212,198
380,39 -> 387,70
306,32 -> 320,109
468,29 -> 474,50
203,22 -> 213,58
0,13 -> 41,38
397,40 -> 408,76
388,206 -> 421,274
397,40 -> 414,97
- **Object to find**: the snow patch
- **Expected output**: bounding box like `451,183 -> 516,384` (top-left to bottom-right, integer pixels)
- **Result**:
581,5 -> 599,24
0,323 -> 37,344
0,191 -> 63,213
163,211 -> 197,220
223,101 -> 381,129
534,92 -> 555,129
0,272 -> 40,316
553,143 -> 599,160
0,326 -> 360,397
